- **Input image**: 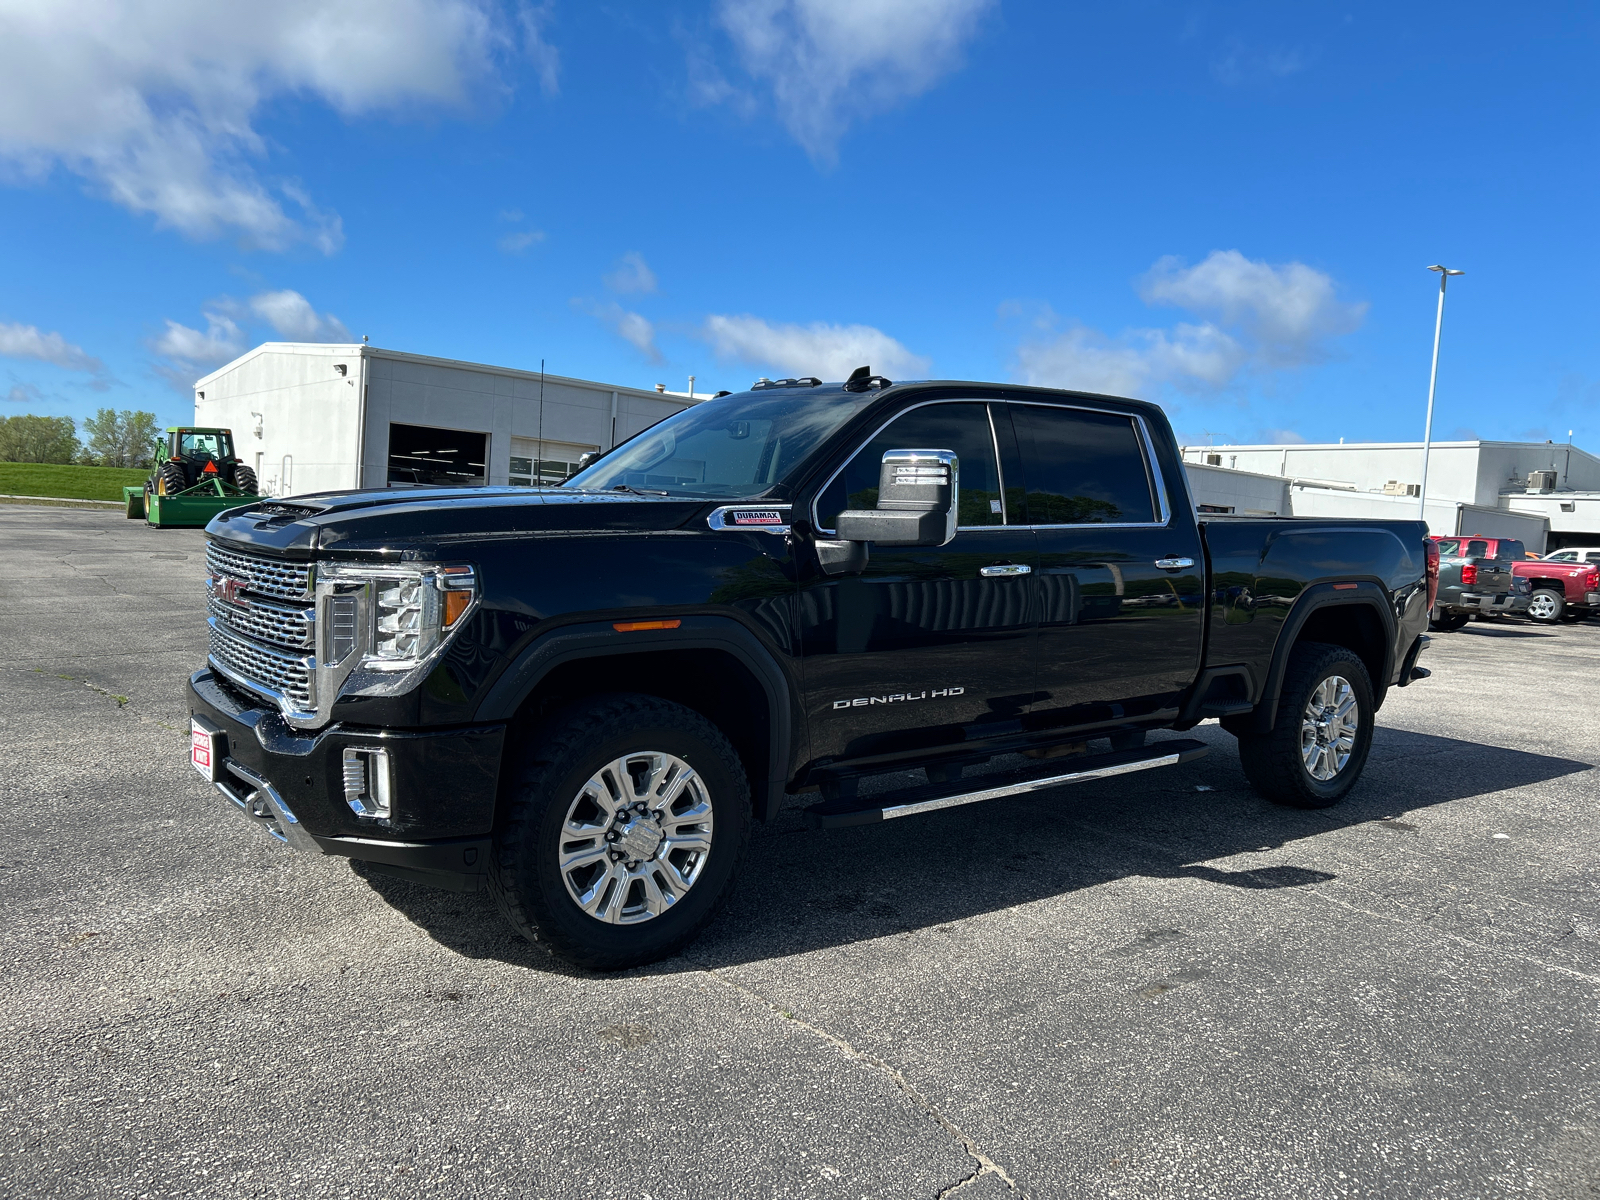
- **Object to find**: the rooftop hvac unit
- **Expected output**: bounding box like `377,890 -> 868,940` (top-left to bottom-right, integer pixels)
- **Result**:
1383,480 -> 1421,497
1527,470 -> 1557,492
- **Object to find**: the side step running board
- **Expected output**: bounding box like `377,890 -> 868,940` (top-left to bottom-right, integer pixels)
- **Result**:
803,739 -> 1210,830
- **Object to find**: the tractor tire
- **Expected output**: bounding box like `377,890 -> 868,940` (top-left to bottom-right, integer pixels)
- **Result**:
156,461 -> 187,495
234,465 -> 258,494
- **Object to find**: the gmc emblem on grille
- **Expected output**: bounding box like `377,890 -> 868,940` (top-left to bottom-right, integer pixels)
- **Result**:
208,574 -> 249,606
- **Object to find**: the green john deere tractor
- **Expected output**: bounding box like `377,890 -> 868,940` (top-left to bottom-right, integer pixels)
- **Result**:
123,427 -> 265,526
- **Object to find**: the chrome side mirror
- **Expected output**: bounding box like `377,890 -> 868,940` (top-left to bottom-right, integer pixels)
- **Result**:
834,450 -> 959,548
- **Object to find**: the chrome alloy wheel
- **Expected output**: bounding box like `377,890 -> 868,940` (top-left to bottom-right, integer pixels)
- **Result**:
1300,675 -> 1359,782
1527,592 -> 1561,620
557,752 -> 714,924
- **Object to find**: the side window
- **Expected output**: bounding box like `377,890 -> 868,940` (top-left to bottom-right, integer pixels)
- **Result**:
1465,540 -> 1488,558
816,402 -> 1006,531
1010,405 -> 1158,525
1435,539 -> 1461,556
1494,540 -> 1525,561
1549,550 -> 1577,561
1586,552 -> 1600,564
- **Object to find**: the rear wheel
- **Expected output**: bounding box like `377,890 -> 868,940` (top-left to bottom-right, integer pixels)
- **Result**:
1236,642 -> 1375,809
1527,589 -> 1564,623
233,465 -> 258,493
1429,609 -> 1471,631
489,694 -> 751,970
155,461 -> 187,495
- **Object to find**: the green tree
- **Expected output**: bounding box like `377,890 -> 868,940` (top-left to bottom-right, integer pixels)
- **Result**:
0,415 -> 80,463
82,408 -> 161,467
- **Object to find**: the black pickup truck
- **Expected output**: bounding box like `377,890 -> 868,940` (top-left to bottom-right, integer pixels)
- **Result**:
188,374 -> 1435,968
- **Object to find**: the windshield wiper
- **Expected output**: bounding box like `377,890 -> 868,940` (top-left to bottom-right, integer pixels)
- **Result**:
612,484 -> 670,497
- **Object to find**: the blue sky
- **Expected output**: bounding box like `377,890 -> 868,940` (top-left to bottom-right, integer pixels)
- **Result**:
1,1 -> 1596,450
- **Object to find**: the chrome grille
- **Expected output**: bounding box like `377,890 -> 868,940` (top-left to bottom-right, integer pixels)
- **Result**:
208,620 -> 314,713
208,594 -> 313,650
205,542 -> 313,601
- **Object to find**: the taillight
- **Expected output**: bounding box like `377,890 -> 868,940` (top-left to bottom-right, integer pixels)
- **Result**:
1461,563 -> 1478,586
1586,567 -> 1599,591
1424,538 -> 1439,611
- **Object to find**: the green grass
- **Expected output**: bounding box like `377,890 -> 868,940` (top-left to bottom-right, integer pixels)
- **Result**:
0,462 -> 150,501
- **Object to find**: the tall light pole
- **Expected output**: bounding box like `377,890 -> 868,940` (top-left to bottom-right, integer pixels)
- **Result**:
1418,265 -> 1464,521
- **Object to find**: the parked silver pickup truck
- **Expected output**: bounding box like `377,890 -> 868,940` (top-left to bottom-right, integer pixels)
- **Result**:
1429,535 -> 1531,631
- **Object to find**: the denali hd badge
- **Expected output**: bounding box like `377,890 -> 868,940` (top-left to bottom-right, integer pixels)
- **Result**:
832,687 -> 964,710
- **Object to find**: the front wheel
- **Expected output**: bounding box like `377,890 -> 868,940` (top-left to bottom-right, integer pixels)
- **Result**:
1526,589 -> 1564,623
1236,642 -> 1375,809
489,694 -> 751,970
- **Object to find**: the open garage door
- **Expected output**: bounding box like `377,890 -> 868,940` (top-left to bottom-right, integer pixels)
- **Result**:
387,423 -> 488,487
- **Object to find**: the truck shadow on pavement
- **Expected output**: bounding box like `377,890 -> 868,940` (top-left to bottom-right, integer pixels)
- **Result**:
354,724 -> 1593,976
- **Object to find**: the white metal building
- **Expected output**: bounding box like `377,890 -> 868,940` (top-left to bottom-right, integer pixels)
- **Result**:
193,343 -> 703,498
1179,439 -> 1600,552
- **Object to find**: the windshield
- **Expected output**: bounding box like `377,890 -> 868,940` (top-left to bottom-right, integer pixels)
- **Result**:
180,431 -> 230,459
564,390 -> 876,498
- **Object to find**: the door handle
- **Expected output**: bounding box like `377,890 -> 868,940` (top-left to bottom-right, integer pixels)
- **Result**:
979,563 -> 1032,577
1154,557 -> 1195,571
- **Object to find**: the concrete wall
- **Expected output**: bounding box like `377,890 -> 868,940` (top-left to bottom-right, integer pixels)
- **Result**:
1289,486 -> 1548,550
194,344 -> 363,497
1181,441 -> 1600,508
1183,462 -> 1290,515
195,343 -> 698,496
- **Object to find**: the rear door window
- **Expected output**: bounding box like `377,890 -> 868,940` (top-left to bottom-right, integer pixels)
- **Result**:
1009,404 -> 1159,525
1464,540 -> 1489,558
1493,540 -> 1525,560
1435,538 -> 1461,556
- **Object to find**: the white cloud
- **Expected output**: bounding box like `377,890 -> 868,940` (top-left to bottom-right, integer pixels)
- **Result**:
578,300 -> 661,363
498,229 -> 547,254
247,290 -> 351,341
1014,250 -> 1364,397
604,252 -> 657,295
1255,427 -> 1308,444
0,321 -> 105,375
703,314 -> 929,380
1211,40 -> 1308,86
0,0 -> 541,251
1139,250 -> 1366,366
714,0 -> 993,164
520,2 -> 561,97
151,314 -> 246,364
5,382 -> 43,404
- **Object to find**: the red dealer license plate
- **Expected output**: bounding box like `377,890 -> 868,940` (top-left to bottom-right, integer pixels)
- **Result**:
190,716 -> 226,782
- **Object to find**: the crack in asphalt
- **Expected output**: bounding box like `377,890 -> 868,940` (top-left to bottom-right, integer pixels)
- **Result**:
700,967 -> 1020,1197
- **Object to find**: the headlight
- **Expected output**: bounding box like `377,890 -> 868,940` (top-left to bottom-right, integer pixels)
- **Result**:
315,562 -> 477,701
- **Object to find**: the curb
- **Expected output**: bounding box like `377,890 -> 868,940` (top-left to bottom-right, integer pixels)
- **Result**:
0,493 -> 125,508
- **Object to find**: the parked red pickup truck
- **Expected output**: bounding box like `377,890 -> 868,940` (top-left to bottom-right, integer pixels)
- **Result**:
1514,554 -> 1600,623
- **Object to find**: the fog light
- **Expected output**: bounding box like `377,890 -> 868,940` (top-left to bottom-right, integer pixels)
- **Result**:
342,747 -> 392,819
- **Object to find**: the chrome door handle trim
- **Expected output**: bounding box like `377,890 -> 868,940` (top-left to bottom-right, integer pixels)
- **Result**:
1154,557 -> 1195,571
979,564 -> 1032,577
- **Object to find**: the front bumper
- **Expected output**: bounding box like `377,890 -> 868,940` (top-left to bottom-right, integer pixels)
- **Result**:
1453,592 -> 1530,615
188,669 -> 503,884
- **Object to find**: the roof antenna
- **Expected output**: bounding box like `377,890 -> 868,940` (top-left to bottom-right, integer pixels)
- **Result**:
846,366 -> 871,385
843,365 -> 892,393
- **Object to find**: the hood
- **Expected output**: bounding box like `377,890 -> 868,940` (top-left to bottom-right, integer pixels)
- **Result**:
205,486 -> 712,557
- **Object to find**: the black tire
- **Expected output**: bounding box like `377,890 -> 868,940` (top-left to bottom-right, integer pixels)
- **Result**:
1429,609 -> 1471,631
1235,642 -> 1375,810
1527,588 -> 1565,624
156,460 -> 187,495
233,465 -> 258,493
489,693 -> 751,971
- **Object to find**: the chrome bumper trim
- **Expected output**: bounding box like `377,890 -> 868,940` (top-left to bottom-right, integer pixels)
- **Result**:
214,757 -> 322,852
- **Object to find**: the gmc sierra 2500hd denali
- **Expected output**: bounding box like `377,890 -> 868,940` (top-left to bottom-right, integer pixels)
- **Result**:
188,372 -> 1436,968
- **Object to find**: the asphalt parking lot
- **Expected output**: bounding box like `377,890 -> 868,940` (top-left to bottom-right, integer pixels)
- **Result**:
2,503 -> 1598,1200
